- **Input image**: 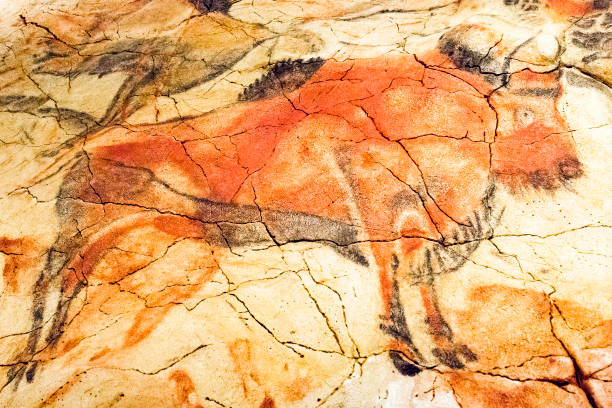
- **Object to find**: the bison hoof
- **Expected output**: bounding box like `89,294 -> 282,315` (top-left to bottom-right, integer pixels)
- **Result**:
390,350 -> 422,376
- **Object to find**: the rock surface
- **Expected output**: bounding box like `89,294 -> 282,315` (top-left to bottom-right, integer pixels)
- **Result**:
0,0 -> 610,407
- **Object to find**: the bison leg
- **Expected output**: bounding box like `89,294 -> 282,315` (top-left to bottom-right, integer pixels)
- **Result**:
418,250 -> 477,369
370,243 -> 424,375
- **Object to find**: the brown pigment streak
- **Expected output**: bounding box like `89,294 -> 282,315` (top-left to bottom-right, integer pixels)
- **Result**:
0,237 -> 39,294
259,395 -> 276,408
169,370 -> 204,408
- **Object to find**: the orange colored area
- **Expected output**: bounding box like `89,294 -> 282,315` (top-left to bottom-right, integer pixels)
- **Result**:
47,213 -> 219,355
490,70 -> 581,191
544,0 -> 597,18
446,371 -> 592,407
49,52 -> 581,368
169,370 -> 204,408
227,338 -> 313,406
259,395 -> 276,408
0,237 -> 39,294
449,284 -> 570,371
85,53 -> 578,220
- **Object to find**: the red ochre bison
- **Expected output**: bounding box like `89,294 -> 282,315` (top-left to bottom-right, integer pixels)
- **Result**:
9,28 -> 583,386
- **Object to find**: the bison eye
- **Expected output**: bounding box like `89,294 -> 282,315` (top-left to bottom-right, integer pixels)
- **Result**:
514,107 -> 534,127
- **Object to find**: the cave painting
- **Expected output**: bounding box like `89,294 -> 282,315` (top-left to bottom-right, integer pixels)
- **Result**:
3,0 -> 612,405
8,32 -> 582,389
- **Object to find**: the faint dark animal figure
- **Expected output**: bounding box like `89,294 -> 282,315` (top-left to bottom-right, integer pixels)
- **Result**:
0,2 -> 270,141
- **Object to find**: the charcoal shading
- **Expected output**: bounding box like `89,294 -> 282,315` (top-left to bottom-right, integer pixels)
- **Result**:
239,58 -> 325,102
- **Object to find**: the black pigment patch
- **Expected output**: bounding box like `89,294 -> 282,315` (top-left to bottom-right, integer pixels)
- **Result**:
571,31 -> 608,49
189,0 -> 232,14
511,87 -> 560,98
437,26 -> 504,85
604,12 -> 612,29
528,169 -> 558,190
503,0 -> 541,12
381,279 -> 424,361
389,351 -> 422,376
262,209 -> 369,265
334,245 -> 369,267
263,209 -> 359,246
0,95 -> 46,111
564,68 -> 612,95
438,27 -> 489,71
89,52 -> 145,78
239,58 -> 325,102
432,348 -> 464,369
25,362 -> 38,383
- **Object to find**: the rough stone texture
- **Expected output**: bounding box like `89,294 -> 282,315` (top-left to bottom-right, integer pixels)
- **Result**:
0,0 -> 610,407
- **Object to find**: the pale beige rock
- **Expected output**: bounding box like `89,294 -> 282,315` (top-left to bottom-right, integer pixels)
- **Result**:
0,1 -> 610,407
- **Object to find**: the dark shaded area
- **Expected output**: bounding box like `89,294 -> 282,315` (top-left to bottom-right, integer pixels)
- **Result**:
567,10 -> 612,64
262,208 -> 359,246
525,156 -> 583,191
239,58 -> 325,102
218,222 -> 275,249
503,0 -> 540,12
28,32 -> 263,131
432,345 -> 477,369
594,0 -> 610,10
0,95 -> 46,111
189,0 -> 232,14
10,153 -> 372,387
381,283 -> 421,354
511,87 -> 560,98
381,263 -> 424,362
334,245 -> 369,266
528,169 -> 557,190
558,157 -> 584,181
262,209 -> 369,265
0,95 -> 97,135
438,34 -> 485,69
258,395 -> 276,408
88,50 -> 146,78
385,196 -> 497,370
604,12 -> 612,28
574,11 -> 612,30
564,64 -> 612,97
423,249 -> 473,369
437,25 -> 504,86
575,16 -> 597,29
571,31 -> 611,49
389,351 -> 422,376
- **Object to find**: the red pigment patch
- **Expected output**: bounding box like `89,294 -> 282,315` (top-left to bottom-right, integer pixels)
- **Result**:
490,70 -> 581,191
169,370 -> 204,408
544,0 -> 595,18
0,237 -> 38,293
53,52 -> 582,356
